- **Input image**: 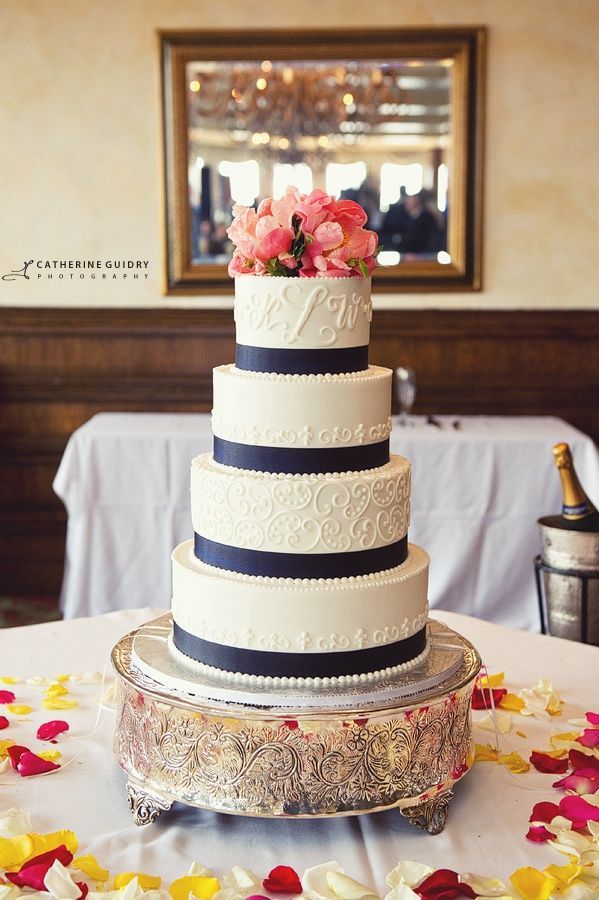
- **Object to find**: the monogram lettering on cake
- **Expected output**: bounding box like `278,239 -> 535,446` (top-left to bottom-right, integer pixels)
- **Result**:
235,283 -> 372,347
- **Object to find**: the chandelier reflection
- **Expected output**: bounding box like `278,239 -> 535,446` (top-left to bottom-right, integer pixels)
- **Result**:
187,59 -> 451,158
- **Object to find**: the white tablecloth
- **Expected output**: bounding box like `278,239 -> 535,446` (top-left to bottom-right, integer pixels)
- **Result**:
53,414 -> 599,629
1,608 -> 598,888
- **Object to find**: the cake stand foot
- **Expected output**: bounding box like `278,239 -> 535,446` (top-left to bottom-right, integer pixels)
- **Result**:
127,782 -> 172,826
399,790 -> 453,835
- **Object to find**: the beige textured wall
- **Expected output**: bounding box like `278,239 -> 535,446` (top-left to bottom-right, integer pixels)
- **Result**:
0,0 -> 597,309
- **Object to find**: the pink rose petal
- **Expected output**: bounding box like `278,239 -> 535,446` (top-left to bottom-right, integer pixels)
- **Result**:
577,728 -> 599,748
558,794 -> 599,828
586,711 -> 599,725
0,690 -> 16,704
36,719 -> 69,742
16,750 -> 61,777
0,716 -> 8,729
553,773 -> 598,794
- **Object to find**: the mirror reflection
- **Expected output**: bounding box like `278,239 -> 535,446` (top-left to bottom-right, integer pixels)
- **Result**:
186,57 -> 453,269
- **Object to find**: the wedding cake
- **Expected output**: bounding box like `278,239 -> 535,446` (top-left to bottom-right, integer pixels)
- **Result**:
170,189 -> 430,687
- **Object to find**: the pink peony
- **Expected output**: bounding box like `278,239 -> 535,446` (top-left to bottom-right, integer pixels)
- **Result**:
226,185 -> 378,278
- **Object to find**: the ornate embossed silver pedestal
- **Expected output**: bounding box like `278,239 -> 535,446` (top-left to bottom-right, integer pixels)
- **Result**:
112,616 -> 480,833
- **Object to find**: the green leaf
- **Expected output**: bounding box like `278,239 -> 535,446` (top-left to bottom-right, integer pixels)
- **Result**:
347,258 -> 357,266
358,259 -> 369,277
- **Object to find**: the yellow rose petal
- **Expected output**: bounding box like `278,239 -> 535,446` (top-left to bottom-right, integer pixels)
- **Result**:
0,739 -> 16,760
549,732 -> 580,751
0,834 -> 34,870
0,677 -> 19,684
169,875 -> 220,900
42,697 -> 78,710
5,705 -> 32,716
113,872 -> 161,891
543,857 -> 581,887
516,730 -> 528,738
479,672 -> 505,688
499,751 -> 530,773
44,683 -> 69,698
73,854 -> 110,882
56,674 -> 71,683
510,867 -> 557,900
474,743 -> 499,762
29,829 -> 78,859
499,693 -> 525,712
38,750 -> 62,762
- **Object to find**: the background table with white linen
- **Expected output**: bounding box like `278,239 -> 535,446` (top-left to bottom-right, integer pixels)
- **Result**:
1,608 -> 598,888
53,413 -> 599,629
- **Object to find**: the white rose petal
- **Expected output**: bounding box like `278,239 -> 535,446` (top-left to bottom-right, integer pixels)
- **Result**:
70,672 -> 103,684
187,863 -> 213,877
44,860 -> 82,899
302,861 -> 344,900
385,861 -> 433,890
383,885 -> 420,900
476,712 -> 512,734
459,873 -> 509,896
0,806 -> 32,836
326,870 -> 377,899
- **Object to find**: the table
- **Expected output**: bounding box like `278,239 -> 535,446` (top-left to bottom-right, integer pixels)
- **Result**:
53,414 -> 599,629
1,608 -> 598,890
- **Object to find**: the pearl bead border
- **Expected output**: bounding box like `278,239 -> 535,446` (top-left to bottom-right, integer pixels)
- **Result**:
167,633 -> 430,689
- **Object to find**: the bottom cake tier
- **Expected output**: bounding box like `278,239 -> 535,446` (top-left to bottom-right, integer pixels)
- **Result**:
170,539 -> 429,685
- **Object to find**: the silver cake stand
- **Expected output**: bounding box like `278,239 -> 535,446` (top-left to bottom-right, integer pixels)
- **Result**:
112,615 -> 480,834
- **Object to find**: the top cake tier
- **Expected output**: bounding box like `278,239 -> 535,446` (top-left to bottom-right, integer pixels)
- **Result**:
234,275 -> 372,375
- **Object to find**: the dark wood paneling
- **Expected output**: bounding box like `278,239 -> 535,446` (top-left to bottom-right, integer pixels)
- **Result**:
1,306 -> 597,597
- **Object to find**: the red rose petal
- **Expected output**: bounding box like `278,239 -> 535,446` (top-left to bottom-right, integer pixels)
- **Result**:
416,869 -> 476,899
526,824 -> 554,843
569,748 -> 599,771
262,865 -> 303,894
586,711 -> 599,725
76,883 -> 89,899
0,716 -> 8,729
0,690 -> 16,704
7,845 -> 73,890
7,744 -> 29,769
529,800 -> 560,823
471,686 -> 507,710
36,719 -> 69,742
283,720 -> 299,730
530,751 -> 569,774
16,750 -> 61,777
578,728 -> 599,749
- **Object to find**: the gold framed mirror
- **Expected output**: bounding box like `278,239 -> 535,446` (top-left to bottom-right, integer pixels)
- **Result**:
160,28 -> 485,294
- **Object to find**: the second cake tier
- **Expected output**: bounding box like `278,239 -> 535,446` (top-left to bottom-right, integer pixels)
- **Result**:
192,453 -> 411,578
212,364 -> 392,474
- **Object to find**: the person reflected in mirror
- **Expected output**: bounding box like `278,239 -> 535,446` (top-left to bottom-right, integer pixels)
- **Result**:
380,189 -> 445,255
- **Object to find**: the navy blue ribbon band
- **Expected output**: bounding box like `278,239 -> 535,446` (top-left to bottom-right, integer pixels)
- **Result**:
213,436 -> 389,474
194,532 -> 408,579
173,621 -> 427,679
235,343 -> 368,375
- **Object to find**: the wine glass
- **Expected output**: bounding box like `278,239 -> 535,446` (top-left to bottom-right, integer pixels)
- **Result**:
395,367 -> 417,427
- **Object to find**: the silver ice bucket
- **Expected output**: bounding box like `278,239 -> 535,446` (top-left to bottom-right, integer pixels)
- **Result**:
535,516 -> 599,644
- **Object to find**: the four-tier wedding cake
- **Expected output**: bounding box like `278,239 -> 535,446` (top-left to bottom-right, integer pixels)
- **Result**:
169,189 -> 430,688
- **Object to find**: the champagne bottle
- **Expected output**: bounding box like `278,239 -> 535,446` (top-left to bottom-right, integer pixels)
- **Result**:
552,442 -> 599,532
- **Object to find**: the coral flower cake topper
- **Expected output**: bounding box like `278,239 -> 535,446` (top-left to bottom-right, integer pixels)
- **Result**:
226,186 -> 378,278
